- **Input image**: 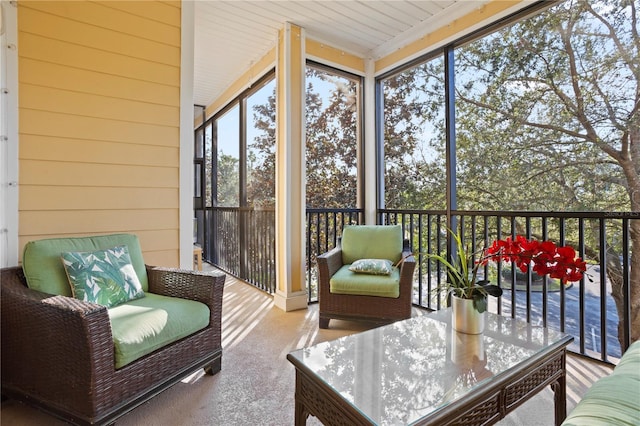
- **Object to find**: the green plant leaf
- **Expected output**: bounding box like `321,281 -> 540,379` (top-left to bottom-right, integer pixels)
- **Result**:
473,294 -> 487,313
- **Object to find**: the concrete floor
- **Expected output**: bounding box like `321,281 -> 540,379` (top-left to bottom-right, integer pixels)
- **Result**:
1,264 -> 613,425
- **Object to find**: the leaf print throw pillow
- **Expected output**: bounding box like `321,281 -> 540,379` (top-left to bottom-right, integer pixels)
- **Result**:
61,245 -> 145,308
348,258 -> 394,275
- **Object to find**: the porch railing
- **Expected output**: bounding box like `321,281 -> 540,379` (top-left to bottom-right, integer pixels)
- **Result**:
199,206 -> 636,364
201,207 -> 276,293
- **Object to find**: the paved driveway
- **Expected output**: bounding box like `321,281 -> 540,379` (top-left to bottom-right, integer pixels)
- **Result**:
495,264 -> 621,359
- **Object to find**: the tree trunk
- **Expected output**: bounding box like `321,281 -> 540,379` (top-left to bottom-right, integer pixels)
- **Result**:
609,219 -> 640,353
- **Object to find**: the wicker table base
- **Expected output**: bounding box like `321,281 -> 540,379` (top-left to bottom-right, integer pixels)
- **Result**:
288,310 -> 573,426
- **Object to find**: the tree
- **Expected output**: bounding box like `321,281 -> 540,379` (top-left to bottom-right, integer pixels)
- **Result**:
216,152 -> 239,207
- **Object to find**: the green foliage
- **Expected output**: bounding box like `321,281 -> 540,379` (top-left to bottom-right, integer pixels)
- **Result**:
217,153 -> 239,207
379,0 -> 637,216
248,68 -> 360,209
382,58 -> 447,209
420,228 -> 502,313
247,87 -> 276,208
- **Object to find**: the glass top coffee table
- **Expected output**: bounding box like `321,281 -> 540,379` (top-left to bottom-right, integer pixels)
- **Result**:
287,309 -> 573,426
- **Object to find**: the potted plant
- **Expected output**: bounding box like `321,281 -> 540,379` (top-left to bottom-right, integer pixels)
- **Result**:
420,228 -> 587,334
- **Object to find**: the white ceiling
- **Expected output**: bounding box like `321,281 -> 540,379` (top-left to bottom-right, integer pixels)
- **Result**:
192,0 -> 493,108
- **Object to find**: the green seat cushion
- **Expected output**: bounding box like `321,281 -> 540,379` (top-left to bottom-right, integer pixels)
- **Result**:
108,292 -> 210,369
330,264 -> 400,298
341,225 -> 403,264
22,234 -> 148,296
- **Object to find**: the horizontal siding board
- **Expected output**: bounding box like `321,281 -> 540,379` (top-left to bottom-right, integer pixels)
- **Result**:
20,84 -> 180,127
18,6 -> 180,66
20,109 -> 179,147
19,209 -> 178,236
143,250 -> 179,268
19,59 -> 179,106
20,135 -> 179,168
136,229 -> 179,253
93,1 -> 181,28
20,160 -> 178,188
19,33 -> 179,87
20,186 -> 179,211
21,1 -> 180,47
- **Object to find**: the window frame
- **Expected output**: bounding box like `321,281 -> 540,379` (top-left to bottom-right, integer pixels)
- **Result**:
305,60 -> 365,210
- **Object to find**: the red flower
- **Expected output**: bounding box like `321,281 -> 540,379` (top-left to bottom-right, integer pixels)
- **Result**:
482,236 -> 586,284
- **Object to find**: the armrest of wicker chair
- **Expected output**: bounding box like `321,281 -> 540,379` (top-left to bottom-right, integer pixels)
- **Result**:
146,266 -> 224,304
398,240 -> 416,295
1,267 -> 116,409
317,246 -> 344,283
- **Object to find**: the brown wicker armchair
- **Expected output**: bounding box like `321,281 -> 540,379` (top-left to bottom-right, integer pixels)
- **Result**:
1,259 -> 225,425
317,225 -> 416,329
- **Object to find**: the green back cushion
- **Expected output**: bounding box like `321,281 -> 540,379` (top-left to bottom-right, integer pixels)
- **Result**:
341,225 -> 403,264
108,293 -> 210,369
330,264 -> 400,298
23,234 -> 149,296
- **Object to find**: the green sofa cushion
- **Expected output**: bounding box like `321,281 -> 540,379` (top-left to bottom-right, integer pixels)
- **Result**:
561,375 -> 640,425
562,340 -> 640,426
341,225 -> 403,265
330,264 -> 400,298
611,340 -> 640,378
108,292 -> 210,369
23,234 -> 149,296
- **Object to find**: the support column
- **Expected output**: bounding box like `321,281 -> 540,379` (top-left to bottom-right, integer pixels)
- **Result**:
273,22 -> 308,312
363,58 -> 377,225
179,1 -> 195,269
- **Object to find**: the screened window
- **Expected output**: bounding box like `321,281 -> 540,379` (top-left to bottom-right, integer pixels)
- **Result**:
215,104 -> 240,207
194,71 -> 276,292
204,122 -> 213,207
453,0 -> 632,212
246,79 -> 276,208
379,55 -> 446,210
305,63 -> 362,209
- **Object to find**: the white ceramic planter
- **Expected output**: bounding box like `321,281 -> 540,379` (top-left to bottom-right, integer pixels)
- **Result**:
452,295 -> 485,334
